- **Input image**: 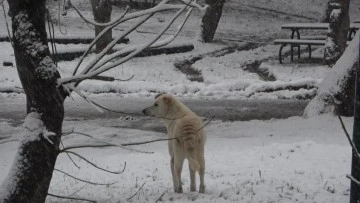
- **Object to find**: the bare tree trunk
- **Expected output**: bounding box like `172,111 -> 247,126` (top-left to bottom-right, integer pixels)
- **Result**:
324,0 -> 350,66
0,0 -> 66,202
198,0 -> 226,43
91,0 -> 113,53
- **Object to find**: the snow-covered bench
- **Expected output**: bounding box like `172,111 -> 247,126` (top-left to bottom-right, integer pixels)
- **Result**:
274,39 -> 325,64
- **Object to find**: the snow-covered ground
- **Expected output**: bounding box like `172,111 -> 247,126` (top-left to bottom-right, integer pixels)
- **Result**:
0,115 -> 353,202
0,0 -> 359,202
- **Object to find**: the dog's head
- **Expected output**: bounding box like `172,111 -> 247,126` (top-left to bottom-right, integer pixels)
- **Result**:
142,93 -> 174,118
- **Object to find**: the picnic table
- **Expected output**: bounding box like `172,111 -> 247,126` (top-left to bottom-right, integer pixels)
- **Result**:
281,23 -> 360,40
274,22 -> 360,63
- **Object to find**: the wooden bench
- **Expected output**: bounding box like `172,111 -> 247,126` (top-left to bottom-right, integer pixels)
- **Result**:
274,39 -> 325,64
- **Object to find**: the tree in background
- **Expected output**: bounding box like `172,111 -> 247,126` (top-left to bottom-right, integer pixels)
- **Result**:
324,0 -> 350,66
198,0 -> 226,42
90,0 -> 113,53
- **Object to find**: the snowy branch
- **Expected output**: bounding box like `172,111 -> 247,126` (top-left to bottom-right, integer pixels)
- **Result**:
59,0 -> 198,85
61,150 -> 126,174
47,193 -> 96,203
0,138 -> 19,144
54,169 -> 118,186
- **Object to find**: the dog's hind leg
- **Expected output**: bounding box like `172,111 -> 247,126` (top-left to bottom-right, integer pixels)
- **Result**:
197,148 -> 205,193
189,163 -> 196,192
174,154 -> 185,193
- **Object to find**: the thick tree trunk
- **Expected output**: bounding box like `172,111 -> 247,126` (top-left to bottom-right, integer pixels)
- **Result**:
303,32 -> 359,117
324,0 -> 350,66
91,0 -> 112,53
198,0 -> 226,43
319,0 -> 332,23
0,0 -> 65,202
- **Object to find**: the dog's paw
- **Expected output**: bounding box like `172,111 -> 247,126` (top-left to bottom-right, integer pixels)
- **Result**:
175,186 -> 183,193
199,185 -> 205,193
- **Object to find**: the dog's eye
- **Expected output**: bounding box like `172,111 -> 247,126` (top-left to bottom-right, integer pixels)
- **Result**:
154,103 -> 158,107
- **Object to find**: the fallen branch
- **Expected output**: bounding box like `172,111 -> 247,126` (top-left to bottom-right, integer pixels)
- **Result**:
62,150 -> 126,174
54,168 -> 118,186
0,87 -> 24,94
47,193 -> 96,203
155,190 -> 167,203
127,182 -> 146,201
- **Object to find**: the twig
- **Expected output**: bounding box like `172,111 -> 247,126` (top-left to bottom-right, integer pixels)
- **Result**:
336,114 -> 360,160
346,174 -> 360,186
54,168 -> 118,186
65,130 -> 154,154
127,182 -> 146,201
88,75 -> 134,82
61,140 -> 81,169
47,193 -> 96,203
155,190 -> 167,203
68,183 -> 87,197
64,83 -> 185,120
62,150 -> 126,174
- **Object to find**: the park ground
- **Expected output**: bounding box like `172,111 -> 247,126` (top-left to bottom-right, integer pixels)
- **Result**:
0,0 -> 360,202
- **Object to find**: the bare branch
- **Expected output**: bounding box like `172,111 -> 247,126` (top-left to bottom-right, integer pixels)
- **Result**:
54,169 -> 118,186
62,150 -> 127,174
68,0 -> 129,27
68,183 -> 88,197
0,0 -> 4,5
177,0 -> 207,10
347,174 -> 360,186
59,2 -> 191,85
63,130 -> 154,154
127,182 -> 146,201
47,193 -> 96,203
61,140 -> 81,169
71,0 -> 188,76
336,114 -> 360,160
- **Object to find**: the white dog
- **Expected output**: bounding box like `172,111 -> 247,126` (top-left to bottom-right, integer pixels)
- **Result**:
143,94 -> 206,193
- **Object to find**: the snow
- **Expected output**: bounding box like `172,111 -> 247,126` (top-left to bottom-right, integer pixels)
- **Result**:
0,0 -> 359,202
0,115 -> 353,202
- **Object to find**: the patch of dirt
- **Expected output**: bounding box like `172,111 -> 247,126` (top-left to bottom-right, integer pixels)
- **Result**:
173,42 -> 259,82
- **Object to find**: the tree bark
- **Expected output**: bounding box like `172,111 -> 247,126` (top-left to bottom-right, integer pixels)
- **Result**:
0,0 -> 66,202
324,0 -> 350,66
198,0 -> 226,43
303,32 -> 359,117
90,0 -> 113,53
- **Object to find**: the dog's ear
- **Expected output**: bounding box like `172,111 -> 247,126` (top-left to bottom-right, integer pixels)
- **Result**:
162,95 -> 172,104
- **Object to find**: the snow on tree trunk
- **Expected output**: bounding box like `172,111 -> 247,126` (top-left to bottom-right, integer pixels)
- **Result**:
91,0 -> 113,53
324,2 -> 350,66
319,0 -> 332,23
198,0 -> 225,43
303,31 -> 359,117
0,0 -> 65,202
